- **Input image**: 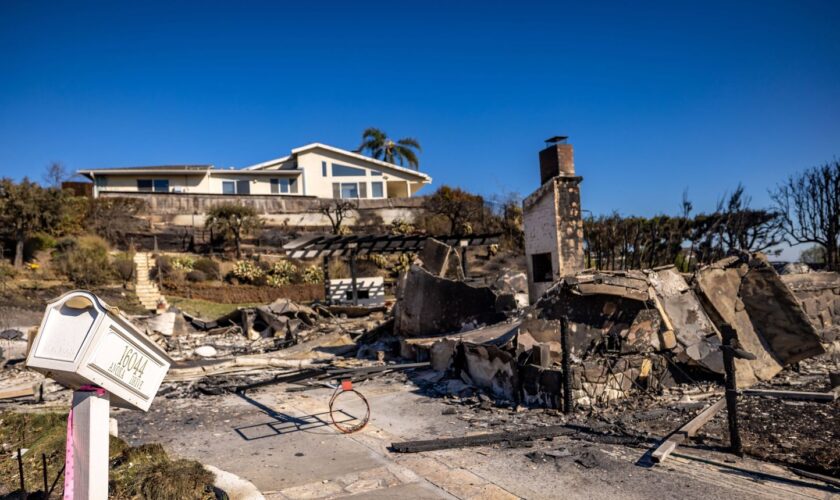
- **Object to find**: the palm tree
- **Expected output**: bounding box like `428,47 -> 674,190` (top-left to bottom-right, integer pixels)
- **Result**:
358,128 -> 422,170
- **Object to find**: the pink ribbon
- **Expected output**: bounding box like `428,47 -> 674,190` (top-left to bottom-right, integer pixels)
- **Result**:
64,385 -> 106,499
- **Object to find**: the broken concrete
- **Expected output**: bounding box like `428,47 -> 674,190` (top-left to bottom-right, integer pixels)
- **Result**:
782,271 -> 840,343
694,254 -> 825,386
648,267 -> 723,374
493,271 -> 529,307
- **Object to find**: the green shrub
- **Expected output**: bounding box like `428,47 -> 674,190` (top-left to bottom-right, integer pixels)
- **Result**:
53,235 -> 113,286
389,218 -> 415,235
230,260 -> 264,284
171,255 -> 196,272
24,232 -> 58,261
193,257 -> 220,280
186,270 -> 207,282
269,260 -> 297,281
301,264 -> 324,284
364,253 -> 389,268
150,255 -> 173,281
266,273 -> 290,287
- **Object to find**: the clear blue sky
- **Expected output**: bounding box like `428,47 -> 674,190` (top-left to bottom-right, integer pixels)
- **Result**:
1,1 -> 838,226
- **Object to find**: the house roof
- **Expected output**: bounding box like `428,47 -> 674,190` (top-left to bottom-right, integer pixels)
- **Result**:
76,143 -> 433,184
245,143 -> 432,183
77,165 -> 213,177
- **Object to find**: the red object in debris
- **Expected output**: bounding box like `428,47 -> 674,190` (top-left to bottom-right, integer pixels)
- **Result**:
341,379 -> 353,391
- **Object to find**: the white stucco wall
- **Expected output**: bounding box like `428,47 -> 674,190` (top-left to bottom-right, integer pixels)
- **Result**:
523,184 -> 561,301
295,149 -> 392,199
207,173 -> 300,195
94,174 -> 210,194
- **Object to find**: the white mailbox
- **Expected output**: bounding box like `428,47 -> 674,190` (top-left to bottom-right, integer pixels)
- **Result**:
26,290 -> 171,411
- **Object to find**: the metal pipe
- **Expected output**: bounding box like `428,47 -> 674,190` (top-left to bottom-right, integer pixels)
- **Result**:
42,453 -> 48,497
720,324 -> 743,456
17,448 -> 25,494
349,251 -> 359,306
322,256 -> 331,305
560,317 -> 573,414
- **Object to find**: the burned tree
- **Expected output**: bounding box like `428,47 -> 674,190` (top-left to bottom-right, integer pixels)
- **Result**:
319,199 -> 357,235
205,203 -> 262,258
715,184 -> 782,254
87,196 -> 147,247
42,161 -> 70,188
771,160 -> 840,270
423,185 -> 485,234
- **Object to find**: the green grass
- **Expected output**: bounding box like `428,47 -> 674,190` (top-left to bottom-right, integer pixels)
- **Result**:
0,411 -> 215,499
167,296 -> 262,319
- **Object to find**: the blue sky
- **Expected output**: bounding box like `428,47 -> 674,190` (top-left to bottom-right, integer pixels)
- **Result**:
1,1 -> 839,244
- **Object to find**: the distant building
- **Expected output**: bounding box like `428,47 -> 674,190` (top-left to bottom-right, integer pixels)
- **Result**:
77,143 -> 432,199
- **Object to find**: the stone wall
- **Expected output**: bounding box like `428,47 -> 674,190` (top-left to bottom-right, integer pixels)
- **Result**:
782,271 -> 840,343
164,282 -> 324,304
101,191 -> 426,228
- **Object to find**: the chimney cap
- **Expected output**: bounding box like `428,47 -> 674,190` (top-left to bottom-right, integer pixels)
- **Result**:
544,136 -> 569,146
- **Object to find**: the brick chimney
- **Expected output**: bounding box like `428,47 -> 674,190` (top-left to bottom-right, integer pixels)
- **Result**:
539,136 -> 574,185
524,135 -> 584,302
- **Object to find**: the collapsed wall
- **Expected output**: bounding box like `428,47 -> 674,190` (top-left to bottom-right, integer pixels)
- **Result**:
694,254 -> 825,386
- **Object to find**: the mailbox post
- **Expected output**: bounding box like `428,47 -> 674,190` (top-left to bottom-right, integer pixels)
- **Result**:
25,290 -> 171,498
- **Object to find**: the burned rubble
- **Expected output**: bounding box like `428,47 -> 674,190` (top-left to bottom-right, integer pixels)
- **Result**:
398,249 -> 826,411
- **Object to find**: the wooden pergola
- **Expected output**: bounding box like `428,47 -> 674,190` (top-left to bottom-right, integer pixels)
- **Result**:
282,233 -> 500,305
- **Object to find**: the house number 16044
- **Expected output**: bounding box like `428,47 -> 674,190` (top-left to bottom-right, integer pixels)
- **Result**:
107,344 -> 149,390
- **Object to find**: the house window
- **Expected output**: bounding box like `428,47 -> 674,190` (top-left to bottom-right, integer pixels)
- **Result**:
153,179 -> 169,192
271,178 -> 298,194
236,179 -> 250,195
531,253 -> 554,283
222,181 -> 236,194
371,170 -> 382,176
371,182 -> 384,198
271,178 -> 283,194
340,182 -> 359,199
137,179 -> 169,192
95,177 -> 107,187
322,161 -> 327,177
332,164 -> 366,176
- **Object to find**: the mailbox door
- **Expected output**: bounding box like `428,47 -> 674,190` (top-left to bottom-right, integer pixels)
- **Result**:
78,318 -> 170,411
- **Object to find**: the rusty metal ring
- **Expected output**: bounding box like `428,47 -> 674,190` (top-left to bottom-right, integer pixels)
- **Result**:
329,385 -> 370,434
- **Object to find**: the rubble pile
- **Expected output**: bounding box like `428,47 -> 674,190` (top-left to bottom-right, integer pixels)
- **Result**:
399,251 -> 827,409
782,270 -> 840,345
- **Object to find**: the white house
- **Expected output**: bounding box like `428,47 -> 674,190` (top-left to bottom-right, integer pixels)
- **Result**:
78,143 -> 432,199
